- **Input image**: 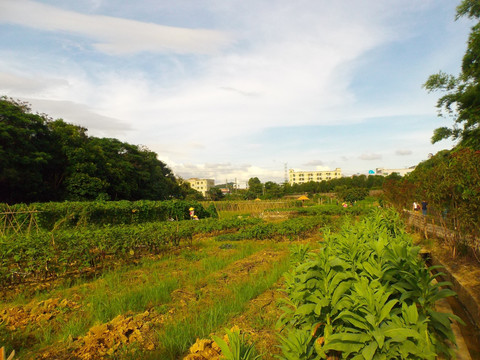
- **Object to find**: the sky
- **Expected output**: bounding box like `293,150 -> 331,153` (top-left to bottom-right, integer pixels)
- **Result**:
0,0 -> 474,186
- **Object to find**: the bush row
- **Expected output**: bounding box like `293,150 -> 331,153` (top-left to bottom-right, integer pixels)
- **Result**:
294,203 -> 371,217
214,215 -> 332,242
0,200 -> 217,230
0,216 -> 259,285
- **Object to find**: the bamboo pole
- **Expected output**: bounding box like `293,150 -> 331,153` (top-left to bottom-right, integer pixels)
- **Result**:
0,347 -> 16,360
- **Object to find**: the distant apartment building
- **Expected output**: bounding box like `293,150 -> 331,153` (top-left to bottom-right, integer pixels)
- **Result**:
186,178 -> 215,196
288,168 -> 342,185
375,167 -> 415,177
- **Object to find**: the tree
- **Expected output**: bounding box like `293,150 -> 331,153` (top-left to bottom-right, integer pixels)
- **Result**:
423,0 -> 480,149
176,178 -> 204,200
247,177 -> 263,198
0,97 -> 58,203
0,97 -> 186,203
206,187 -> 224,201
264,181 -> 283,199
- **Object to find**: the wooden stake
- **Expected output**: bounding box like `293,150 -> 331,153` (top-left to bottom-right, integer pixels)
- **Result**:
0,347 -> 15,360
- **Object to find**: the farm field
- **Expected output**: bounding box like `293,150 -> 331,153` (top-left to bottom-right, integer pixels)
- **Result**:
0,201 -> 470,359
1,235 -> 298,359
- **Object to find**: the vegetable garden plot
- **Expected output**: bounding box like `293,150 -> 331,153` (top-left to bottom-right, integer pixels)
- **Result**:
37,247 -> 290,359
0,234 -> 293,360
277,209 -> 463,360
0,217 -> 262,286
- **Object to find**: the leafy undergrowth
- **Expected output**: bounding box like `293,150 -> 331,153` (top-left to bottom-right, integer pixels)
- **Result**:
277,209 -> 463,360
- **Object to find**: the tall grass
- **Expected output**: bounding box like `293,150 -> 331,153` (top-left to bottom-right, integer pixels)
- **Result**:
54,241 -> 269,345
90,278 -> 179,323
150,255 -> 291,359
210,200 -> 299,219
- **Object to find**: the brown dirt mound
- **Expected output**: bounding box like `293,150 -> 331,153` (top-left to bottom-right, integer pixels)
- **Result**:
0,297 -> 80,331
72,310 -> 162,360
183,338 -> 223,360
35,247 -> 287,359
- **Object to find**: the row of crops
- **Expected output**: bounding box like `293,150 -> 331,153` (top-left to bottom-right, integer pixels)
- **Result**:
1,200 -> 218,231
277,208 -> 460,360
0,213 -> 335,286
1,199 -> 374,233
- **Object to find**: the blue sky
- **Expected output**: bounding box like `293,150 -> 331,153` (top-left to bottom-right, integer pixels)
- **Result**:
0,0 -> 473,185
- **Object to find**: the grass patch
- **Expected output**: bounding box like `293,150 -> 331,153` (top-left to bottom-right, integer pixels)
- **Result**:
89,277 -> 179,323
53,240 -> 268,344
150,255 -> 291,359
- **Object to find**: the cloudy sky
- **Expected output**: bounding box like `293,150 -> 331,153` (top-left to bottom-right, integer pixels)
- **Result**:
0,0 -> 473,185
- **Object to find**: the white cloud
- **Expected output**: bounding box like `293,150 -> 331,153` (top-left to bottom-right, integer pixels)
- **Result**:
26,98 -> 133,136
0,0 -> 468,183
0,72 -> 69,94
395,149 -> 413,156
0,0 -> 231,55
301,161 -> 332,172
359,153 -> 383,161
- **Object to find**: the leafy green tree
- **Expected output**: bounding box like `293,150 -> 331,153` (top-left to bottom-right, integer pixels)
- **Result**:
247,177 -> 263,198
264,181 -> 283,199
206,187 -> 224,201
177,179 -> 204,200
0,97 -> 185,203
423,0 -> 480,149
47,119 -> 90,198
0,97 -> 59,203
343,187 -> 369,203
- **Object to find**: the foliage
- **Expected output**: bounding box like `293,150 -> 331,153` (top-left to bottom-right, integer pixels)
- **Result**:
0,97 -> 186,203
212,327 -> 262,360
214,215 -> 329,242
383,148 -> 480,255
423,0 -> 480,149
335,187 -> 369,203
0,216 -> 261,285
245,177 -> 263,200
0,200 -> 216,231
284,175 -> 385,198
244,175 -> 379,200
207,187 -> 225,201
295,204 -> 369,217
0,97 -> 61,203
277,209 -> 461,359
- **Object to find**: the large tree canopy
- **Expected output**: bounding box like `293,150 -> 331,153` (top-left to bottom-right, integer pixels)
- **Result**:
424,0 -> 480,149
0,96 -> 183,203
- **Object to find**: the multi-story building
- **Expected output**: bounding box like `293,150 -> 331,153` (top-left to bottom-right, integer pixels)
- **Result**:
288,168 -> 342,185
186,178 -> 215,196
375,167 -> 415,177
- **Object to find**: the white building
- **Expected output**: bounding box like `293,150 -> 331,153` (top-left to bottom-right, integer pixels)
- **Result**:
186,178 -> 215,196
289,168 -> 342,185
375,167 -> 415,177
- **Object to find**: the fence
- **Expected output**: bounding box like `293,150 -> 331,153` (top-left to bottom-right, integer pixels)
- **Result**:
202,200 -> 300,216
0,205 -> 39,236
405,210 -> 479,260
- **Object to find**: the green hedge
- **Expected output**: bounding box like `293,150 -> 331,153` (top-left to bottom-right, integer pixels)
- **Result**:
0,200 -> 217,231
295,203 -> 370,217
214,215 -> 331,242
